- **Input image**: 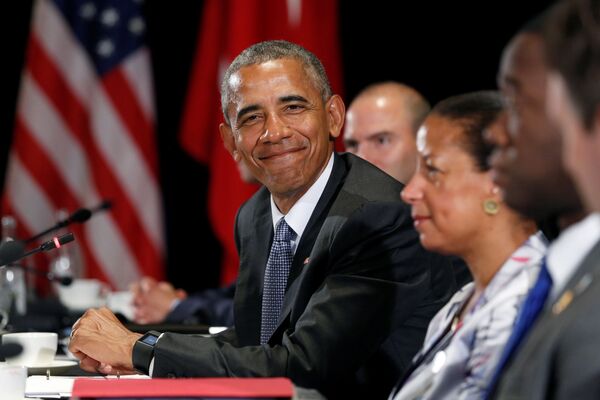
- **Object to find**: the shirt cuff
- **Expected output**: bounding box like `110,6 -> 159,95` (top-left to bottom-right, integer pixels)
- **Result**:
169,298 -> 182,312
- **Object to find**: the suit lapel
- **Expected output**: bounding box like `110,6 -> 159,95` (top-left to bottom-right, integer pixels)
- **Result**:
273,154 -> 348,333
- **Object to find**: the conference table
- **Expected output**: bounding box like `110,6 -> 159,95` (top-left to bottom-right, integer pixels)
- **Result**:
4,299 -> 324,399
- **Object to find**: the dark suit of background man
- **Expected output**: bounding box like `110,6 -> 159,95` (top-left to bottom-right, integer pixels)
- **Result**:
69,40 -> 456,399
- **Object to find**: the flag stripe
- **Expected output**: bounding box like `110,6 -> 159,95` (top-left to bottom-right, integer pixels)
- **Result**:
18,70 -> 92,203
13,119 -> 79,212
120,49 -> 155,123
89,82 -> 164,251
101,68 -> 158,178
32,0 -> 93,103
5,155 -> 56,235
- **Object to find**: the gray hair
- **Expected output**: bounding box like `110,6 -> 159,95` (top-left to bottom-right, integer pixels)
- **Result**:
220,40 -> 333,125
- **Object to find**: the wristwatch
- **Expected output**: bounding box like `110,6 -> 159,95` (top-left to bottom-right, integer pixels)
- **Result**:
132,330 -> 162,375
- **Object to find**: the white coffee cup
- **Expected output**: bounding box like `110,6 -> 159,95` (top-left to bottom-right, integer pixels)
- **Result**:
57,278 -> 106,310
2,332 -> 58,366
0,364 -> 27,400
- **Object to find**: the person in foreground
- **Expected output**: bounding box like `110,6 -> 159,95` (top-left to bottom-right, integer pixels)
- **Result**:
390,91 -> 545,399
483,13 -> 585,398
69,40 -> 456,399
492,1 -> 600,398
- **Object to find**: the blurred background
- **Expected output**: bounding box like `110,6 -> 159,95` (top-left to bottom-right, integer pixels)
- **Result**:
0,0 -> 551,298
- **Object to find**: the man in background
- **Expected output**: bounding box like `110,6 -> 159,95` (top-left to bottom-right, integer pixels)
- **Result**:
344,82 -> 429,184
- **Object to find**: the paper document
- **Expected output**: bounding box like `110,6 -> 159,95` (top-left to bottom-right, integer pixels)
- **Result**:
26,374 -> 150,398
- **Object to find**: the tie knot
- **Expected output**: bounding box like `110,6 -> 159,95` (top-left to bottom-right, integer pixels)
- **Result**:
274,218 -> 296,242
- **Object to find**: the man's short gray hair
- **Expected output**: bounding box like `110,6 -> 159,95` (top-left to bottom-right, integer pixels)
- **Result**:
220,40 -> 333,125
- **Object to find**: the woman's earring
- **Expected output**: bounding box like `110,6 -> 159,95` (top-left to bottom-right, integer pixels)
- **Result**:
483,199 -> 499,215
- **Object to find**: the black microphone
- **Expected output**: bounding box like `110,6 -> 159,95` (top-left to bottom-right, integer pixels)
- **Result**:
25,208 -> 90,244
91,199 -> 113,213
0,343 -> 23,359
68,208 -> 93,224
0,240 -> 25,267
0,233 -> 75,266
24,199 -> 111,244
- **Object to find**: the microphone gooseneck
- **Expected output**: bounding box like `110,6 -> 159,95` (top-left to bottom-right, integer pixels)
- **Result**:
0,233 -> 76,267
0,234 -> 76,286
24,199 -> 111,244
68,208 -> 92,224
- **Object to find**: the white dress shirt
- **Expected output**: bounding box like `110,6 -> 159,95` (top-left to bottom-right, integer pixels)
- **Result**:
546,212 -> 600,300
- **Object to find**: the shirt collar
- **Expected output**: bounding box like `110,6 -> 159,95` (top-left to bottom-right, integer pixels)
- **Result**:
475,231 -> 547,310
270,153 -> 335,243
547,212 -> 600,300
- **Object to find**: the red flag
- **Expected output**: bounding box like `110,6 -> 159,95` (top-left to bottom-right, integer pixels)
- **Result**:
180,0 -> 343,285
2,0 -> 165,289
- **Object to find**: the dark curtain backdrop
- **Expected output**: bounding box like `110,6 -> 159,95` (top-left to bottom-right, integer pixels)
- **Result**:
0,1 -> 552,293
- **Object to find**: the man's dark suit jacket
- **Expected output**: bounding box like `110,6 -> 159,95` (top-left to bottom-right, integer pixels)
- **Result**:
494,239 -> 600,399
152,153 -> 456,399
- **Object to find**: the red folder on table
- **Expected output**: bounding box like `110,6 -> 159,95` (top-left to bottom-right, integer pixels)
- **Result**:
71,377 -> 293,399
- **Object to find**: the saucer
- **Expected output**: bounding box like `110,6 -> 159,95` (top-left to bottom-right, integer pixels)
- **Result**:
21,359 -> 78,375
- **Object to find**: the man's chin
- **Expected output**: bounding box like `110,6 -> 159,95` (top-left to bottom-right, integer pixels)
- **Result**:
265,176 -> 305,197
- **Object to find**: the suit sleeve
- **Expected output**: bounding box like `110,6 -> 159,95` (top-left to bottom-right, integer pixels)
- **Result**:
151,201 -> 436,390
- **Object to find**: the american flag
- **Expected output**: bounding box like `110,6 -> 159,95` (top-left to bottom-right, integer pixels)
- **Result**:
2,0 -> 164,289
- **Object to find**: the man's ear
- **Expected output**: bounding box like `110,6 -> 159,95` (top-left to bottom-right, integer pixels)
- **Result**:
326,94 -> 345,140
219,123 -> 240,161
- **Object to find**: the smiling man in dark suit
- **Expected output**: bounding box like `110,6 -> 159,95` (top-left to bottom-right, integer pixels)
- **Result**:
69,40 -> 455,399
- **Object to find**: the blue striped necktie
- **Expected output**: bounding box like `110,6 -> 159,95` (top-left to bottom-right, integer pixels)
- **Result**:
260,218 -> 296,344
486,259 -> 552,397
